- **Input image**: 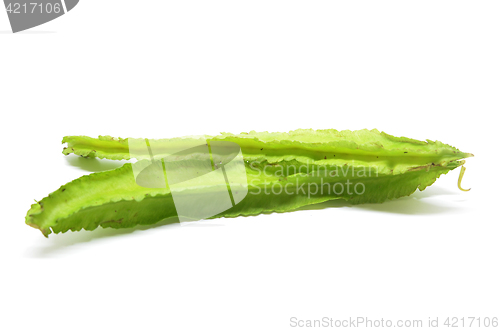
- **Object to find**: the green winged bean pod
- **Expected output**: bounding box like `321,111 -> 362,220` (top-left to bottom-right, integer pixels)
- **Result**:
26,129 -> 473,237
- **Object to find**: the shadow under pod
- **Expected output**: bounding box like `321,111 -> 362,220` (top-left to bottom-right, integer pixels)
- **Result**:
64,154 -> 131,172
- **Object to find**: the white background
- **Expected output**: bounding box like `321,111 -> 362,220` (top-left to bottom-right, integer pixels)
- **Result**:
1,1 -> 498,330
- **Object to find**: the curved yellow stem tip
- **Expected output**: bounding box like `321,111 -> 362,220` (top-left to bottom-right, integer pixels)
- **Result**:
458,164 -> 471,192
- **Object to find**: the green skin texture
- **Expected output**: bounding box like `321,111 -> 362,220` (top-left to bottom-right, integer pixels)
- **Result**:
26,129 -> 472,237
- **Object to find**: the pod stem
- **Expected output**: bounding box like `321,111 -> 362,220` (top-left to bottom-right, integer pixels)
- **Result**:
458,162 -> 471,192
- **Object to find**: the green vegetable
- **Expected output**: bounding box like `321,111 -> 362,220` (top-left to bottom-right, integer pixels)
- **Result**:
27,129 -> 472,237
